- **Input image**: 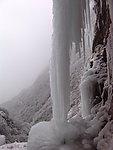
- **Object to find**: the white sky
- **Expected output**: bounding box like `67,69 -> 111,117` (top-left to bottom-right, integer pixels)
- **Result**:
0,0 -> 52,103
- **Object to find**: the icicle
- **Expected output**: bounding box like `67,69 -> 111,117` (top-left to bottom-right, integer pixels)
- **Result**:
50,0 -> 71,124
80,73 -> 99,118
86,0 -> 92,50
71,0 -> 83,57
81,0 -> 86,62
82,28 -> 86,62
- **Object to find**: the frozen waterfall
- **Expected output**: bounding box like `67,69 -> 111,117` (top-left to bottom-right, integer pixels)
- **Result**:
27,0 -> 92,150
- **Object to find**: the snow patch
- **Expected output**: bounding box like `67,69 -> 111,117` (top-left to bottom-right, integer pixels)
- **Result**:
0,135 -> 5,146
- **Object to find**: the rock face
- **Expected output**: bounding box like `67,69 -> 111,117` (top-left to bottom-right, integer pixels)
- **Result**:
81,1 -> 113,149
92,0 -> 113,118
107,0 -> 113,120
0,107 -> 30,143
92,0 -> 111,52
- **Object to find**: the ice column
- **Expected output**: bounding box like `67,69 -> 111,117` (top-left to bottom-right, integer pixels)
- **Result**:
50,0 -> 71,124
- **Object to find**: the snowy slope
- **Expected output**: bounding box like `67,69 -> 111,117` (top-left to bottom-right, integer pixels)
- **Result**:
2,69 -> 51,124
0,108 -> 30,143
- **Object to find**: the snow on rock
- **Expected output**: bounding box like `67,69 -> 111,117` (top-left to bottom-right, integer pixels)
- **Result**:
93,108 -> 113,150
95,121 -> 113,150
0,143 -> 27,150
0,111 -> 6,118
78,43 -> 113,150
79,44 -> 108,118
0,135 -> 5,146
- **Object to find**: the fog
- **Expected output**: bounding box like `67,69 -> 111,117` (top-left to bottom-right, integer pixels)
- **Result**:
0,0 -> 52,103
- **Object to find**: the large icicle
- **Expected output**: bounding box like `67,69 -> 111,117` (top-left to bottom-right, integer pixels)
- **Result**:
50,0 -> 71,124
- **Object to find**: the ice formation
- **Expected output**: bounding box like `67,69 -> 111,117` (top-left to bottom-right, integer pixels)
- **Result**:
80,44 -> 108,118
80,73 -> 99,118
27,1 -> 95,150
50,0 -> 71,124
71,0 -> 92,60
28,120 -> 87,150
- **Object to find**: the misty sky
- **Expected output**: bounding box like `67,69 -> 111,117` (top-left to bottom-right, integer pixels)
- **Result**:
0,0 -> 52,103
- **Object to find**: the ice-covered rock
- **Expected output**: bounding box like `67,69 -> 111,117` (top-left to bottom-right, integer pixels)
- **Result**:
80,74 -> 99,118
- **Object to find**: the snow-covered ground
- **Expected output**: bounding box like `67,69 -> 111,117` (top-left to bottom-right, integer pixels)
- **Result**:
0,143 -> 27,150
